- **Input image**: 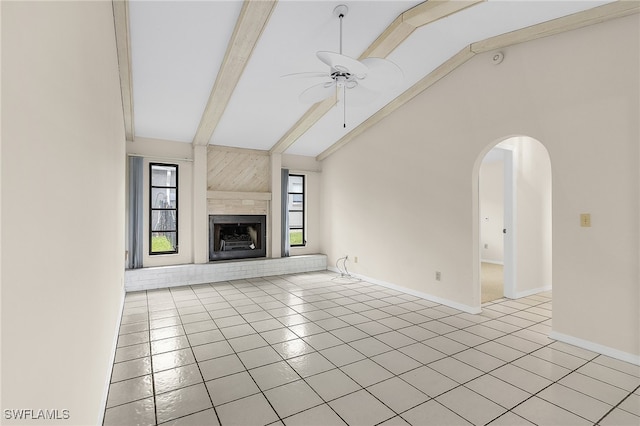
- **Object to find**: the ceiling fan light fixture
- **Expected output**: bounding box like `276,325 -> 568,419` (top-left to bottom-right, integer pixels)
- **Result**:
294,3 -> 404,127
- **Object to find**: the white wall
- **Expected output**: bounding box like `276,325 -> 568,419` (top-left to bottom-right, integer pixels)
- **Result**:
321,15 -> 639,358
510,137 -> 553,295
480,150 -> 505,263
1,2 -> 126,423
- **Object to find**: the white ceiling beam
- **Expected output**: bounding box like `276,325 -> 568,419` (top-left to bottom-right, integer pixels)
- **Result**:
192,1 -> 277,146
316,0 -> 639,161
316,46 -> 474,161
269,0 -> 484,155
112,0 -> 134,142
471,0 -> 640,53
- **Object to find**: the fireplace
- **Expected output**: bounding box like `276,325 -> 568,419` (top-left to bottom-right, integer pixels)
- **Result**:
209,214 -> 266,261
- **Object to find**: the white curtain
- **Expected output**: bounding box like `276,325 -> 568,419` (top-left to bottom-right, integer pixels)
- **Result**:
281,169 -> 290,257
127,156 -> 143,269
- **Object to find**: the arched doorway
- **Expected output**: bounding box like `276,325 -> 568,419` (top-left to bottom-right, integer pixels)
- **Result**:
472,136 -> 552,307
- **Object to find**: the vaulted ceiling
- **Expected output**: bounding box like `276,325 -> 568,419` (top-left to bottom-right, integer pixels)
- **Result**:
113,0 -> 638,159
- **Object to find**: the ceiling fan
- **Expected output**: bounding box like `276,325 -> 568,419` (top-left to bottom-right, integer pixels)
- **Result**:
290,4 -> 403,127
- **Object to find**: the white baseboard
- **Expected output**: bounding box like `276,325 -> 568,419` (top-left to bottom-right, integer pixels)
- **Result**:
514,285 -> 552,299
328,267 -> 481,314
481,259 -> 504,265
549,331 -> 640,366
97,287 -> 126,425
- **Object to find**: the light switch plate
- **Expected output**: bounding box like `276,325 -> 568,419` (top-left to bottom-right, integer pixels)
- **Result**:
580,213 -> 591,227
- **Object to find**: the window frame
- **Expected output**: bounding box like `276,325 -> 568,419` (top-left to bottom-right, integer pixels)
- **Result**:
149,162 -> 179,255
288,173 -> 306,247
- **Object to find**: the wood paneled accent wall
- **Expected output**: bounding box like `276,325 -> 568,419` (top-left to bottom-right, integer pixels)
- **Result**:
206,146 -> 272,217
207,145 -> 270,192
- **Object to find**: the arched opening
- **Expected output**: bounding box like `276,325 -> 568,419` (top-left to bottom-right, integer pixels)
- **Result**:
472,136 -> 552,307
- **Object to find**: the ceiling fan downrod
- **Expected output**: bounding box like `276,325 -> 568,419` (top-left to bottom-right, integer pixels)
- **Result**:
334,5 -> 348,55
334,5 -> 349,128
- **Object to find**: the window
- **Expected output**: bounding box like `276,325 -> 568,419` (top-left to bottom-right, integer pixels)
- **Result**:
288,174 -> 305,247
150,163 -> 178,254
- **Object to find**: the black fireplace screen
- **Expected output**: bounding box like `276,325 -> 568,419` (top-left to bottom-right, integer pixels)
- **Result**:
209,215 -> 266,261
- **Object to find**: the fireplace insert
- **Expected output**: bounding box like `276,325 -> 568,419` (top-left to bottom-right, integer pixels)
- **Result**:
209,214 -> 266,261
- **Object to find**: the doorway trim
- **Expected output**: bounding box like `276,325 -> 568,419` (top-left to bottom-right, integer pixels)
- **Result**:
473,135 -> 553,309
477,145 -> 516,303
501,146 -> 517,299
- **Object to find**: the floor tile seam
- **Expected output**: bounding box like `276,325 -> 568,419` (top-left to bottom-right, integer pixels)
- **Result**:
588,354 -> 640,381
430,384 -> 511,426
459,380 -> 530,413
104,298 -> 147,422
271,400 -> 337,424
499,353 -> 609,425
608,384 -> 640,419
526,350 -> 592,376
118,325 -> 152,337
457,319 -> 553,358
574,359 -> 640,394
350,387 -> 399,424
113,349 -> 152,365
122,310 -> 150,317
103,393 -> 155,413
482,410 -> 519,426
282,392 -> 362,425
120,315 -> 150,324
145,291 -> 159,426
532,385 -> 613,424
379,372 -> 437,407
213,316 -> 300,426
170,291 -> 223,426
396,394 -> 472,426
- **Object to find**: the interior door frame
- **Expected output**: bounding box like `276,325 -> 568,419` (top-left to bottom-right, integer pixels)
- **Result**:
501,146 -> 516,299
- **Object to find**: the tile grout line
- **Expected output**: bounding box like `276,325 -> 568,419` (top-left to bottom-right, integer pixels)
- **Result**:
167,284 -> 223,426
595,382 -> 640,424
189,280 -> 292,425
146,290 -> 159,426
106,272 -> 638,426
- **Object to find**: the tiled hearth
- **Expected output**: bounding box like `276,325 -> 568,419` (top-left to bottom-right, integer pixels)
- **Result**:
125,255 -> 327,292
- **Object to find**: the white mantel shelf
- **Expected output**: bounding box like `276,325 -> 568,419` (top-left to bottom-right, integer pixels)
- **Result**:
207,190 -> 271,200
124,254 -> 327,292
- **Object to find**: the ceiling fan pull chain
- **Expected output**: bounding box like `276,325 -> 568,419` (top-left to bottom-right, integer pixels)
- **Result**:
343,85 -> 346,128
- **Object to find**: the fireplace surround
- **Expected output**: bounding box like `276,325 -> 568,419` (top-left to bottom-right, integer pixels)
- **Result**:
209,214 -> 266,261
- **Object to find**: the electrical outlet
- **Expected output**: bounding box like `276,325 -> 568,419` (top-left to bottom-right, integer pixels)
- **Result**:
484,243 -> 489,249
354,256 -> 358,263
435,271 -> 441,281
580,213 -> 591,227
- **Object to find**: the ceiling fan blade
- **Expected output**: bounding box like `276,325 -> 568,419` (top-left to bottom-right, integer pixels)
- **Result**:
299,81 -> 336,103
317,51 -> 368,76
281,71 -> 330,79
357,58 -> 403,92
343,85 -> 380,106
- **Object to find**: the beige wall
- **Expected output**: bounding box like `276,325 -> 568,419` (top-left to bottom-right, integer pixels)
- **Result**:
479,151 -> 505,263
321,15 -> 639,357
1,1 -> 126,424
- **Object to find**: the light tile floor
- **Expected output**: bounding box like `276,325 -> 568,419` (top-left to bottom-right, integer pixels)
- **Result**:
104,271 -> 640,425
